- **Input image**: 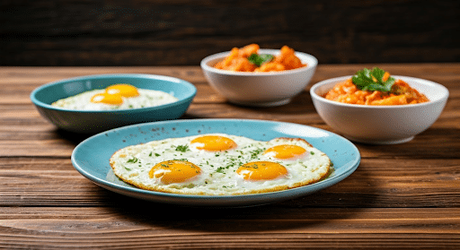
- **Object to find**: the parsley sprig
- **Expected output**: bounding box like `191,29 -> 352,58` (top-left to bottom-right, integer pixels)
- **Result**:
351,67 -> 395,92
248,53 -> 274,67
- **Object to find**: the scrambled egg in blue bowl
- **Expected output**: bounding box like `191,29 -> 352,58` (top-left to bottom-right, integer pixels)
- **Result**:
30,74 -> 196,133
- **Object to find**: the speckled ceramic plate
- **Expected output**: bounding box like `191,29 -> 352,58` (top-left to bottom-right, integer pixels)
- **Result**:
71,119 -> 360,207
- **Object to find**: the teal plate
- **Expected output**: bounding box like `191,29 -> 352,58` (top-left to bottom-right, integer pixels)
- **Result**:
30,74 -> 196,133
71,119 -> 360,207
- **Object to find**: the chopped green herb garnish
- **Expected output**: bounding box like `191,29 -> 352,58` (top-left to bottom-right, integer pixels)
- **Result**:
249,148 -> 264,159
351,67 -> 395,92
175,145 -> 189,152
248,53 -> 274,67
127,157 -> 138,163
173,158 -> 187,162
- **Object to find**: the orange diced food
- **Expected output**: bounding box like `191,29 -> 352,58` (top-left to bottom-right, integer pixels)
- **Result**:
323,73 -> 429,105
213,44 -> 306,72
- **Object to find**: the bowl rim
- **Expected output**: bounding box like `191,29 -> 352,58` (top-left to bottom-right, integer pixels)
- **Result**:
200,48 -> 318,76
310,75 -> 449,109
30,73 -> 197,114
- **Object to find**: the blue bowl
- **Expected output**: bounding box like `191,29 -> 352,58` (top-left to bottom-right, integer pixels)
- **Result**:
30,74 -> 197,133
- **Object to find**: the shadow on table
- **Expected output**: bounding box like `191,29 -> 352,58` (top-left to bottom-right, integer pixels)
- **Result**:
101,168 -> 375,232
54,128 -> 93,145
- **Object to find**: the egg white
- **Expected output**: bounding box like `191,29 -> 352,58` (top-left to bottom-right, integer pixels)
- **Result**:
109,134 -> 331,195
51,88 -> 178,110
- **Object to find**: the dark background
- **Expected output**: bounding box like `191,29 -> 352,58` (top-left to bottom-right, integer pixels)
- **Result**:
1,0 -> 459,66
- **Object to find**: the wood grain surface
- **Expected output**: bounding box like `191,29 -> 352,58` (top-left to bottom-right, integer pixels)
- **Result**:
0,64 -> 459,249
1,0 -> 459,66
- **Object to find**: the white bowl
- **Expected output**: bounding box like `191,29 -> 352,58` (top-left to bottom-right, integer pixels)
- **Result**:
200,49 -> 318,107
310,75 -> 449,144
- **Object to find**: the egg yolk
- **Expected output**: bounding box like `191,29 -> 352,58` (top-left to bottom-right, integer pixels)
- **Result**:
190,135 -> 237,151
90,93 -> 123,105
105,84 -> 139,97
149,160 -> 201,184
263,144 -> 307,160
236,161 -> 287,181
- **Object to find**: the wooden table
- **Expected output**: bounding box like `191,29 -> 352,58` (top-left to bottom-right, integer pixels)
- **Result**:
1,64 -> 459,249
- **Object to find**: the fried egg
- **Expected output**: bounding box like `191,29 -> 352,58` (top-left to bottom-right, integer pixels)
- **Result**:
51,84 -> 178,110
109,134 -> 331,195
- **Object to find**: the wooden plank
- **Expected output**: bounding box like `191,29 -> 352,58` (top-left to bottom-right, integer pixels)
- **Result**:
0,65 -> 458,158
0,65 -> 459,249
2,124 -> 459,159
0,66 -> 206,86
0,158 -> 458,208
1,207 -> 459,233
2,64 -> 460,81
0,207 -> 459,249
